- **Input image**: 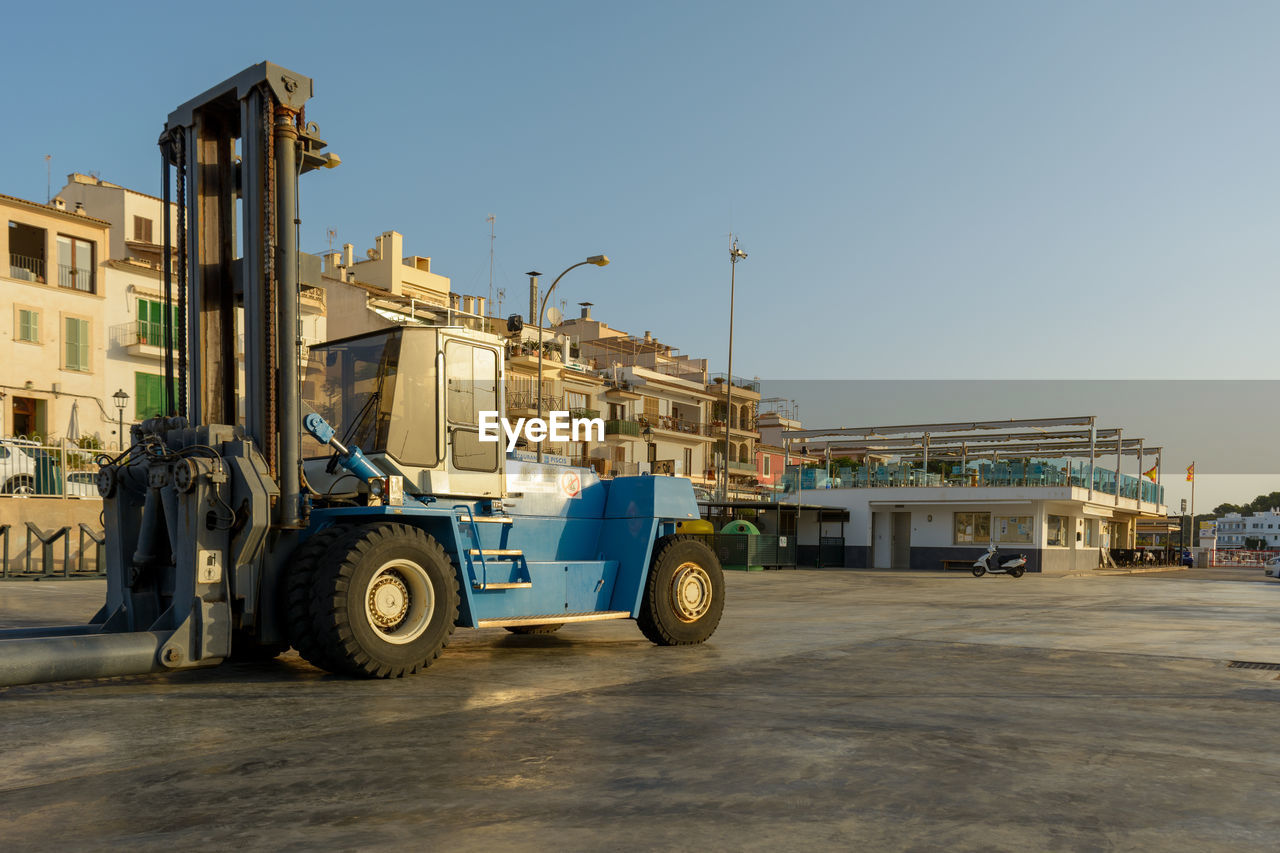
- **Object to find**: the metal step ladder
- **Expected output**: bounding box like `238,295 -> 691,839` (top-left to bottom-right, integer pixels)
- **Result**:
453,505 -> 531,590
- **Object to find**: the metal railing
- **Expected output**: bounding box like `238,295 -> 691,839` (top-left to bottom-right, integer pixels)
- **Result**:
58,263 -> 95,292
776,461 -> 1166,507
709,373 -> 761,393
0,521 -> 108,579
0,436 -> 111,499
650,415 -> 714,437
112,319 -> 170,349
9,252 -> 46,282
605,419 -> 642,437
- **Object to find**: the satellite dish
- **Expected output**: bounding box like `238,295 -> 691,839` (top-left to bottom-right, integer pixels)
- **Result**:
546,306 -> 563,327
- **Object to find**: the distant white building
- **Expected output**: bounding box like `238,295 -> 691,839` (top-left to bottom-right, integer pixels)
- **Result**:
1212,510 -> 1280,549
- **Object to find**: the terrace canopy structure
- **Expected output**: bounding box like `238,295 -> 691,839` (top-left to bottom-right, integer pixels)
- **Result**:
781,415 -> 1165,506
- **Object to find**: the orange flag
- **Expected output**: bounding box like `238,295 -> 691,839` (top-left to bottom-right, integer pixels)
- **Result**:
1186,463 -> 1195,482
1144,464 -> 1157,482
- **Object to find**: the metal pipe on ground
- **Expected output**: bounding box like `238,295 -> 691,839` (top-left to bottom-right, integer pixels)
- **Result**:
0,624 -> 103,640
0,632 -> 169,687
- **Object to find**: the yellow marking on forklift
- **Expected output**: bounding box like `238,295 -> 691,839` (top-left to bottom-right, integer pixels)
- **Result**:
469,517 -> 514,524
477,611 -> 630,628
468,549 -> 523,556
472,581 -> 534,590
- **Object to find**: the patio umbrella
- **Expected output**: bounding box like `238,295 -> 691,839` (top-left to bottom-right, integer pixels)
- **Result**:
66,401 -> 80,443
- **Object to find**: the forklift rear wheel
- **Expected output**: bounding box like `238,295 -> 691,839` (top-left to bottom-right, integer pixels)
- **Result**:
310,524 -> 459,678
505,624 -> 564,634
286,525 -> 351,672
638,535 -> 724,646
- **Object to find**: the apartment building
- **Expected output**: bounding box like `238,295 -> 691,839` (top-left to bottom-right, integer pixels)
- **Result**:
557,307 -> 716,491
707,373 -> 760,497
1212,510 -> 1280,549
58,173 -> 326,428
315,231 -> 611,464
2,192 -> 112,440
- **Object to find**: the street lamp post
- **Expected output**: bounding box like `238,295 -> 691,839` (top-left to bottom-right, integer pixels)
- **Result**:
721,238 -> 747,502
537,255 -> 610,462
112,388 -> 129,450
642,422 -> 655,473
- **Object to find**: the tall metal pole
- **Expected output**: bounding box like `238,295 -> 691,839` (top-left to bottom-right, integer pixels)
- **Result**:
722,238 -> 746,501
118,407 -> 124,452
537,259 -> 607,462
487,215 -> 495,317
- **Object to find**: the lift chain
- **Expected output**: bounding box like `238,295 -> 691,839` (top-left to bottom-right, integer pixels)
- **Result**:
176,133 -> 188,418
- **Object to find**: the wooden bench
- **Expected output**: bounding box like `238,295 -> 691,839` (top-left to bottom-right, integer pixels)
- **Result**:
941,559 -> 975,571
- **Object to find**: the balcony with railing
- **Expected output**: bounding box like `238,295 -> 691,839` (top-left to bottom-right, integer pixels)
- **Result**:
111,320 -> 168,358
9,253 -> 46,283
58,264 -> 94,293
709,373 -> 761,394
605,419 -> 642,437
649,414 -> 714,437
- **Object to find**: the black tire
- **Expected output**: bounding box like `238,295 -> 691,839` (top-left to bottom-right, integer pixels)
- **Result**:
310,523 -> 459,678
2,475 -> 35,495
1010,567 -> 1025,579
972,566 -> 985,577
505,623 -> 564,635
638,535 -> 725,646
285,525 -> 350,672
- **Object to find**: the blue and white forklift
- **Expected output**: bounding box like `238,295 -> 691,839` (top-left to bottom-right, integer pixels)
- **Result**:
0,62 -> 723,686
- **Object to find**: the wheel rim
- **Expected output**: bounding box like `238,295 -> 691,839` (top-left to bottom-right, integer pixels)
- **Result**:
364,559 -> 435,645
670,561 -> 713,623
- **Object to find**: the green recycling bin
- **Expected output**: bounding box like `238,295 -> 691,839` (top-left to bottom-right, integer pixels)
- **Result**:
719,519 -> 764,572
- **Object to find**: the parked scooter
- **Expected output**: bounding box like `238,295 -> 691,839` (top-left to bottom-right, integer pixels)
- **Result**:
973,544 -> 1027,578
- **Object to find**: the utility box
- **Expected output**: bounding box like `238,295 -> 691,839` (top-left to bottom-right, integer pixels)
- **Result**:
719,519 -> 764,572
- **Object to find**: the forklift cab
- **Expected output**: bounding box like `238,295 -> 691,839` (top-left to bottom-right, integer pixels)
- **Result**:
303,326 -> 506,499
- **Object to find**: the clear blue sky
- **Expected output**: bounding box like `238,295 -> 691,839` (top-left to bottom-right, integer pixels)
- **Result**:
5,1 -> 1278,381
5,1 -> 1278,380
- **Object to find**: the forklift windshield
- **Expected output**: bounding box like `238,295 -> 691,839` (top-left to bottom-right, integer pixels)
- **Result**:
303,330 -> 399,457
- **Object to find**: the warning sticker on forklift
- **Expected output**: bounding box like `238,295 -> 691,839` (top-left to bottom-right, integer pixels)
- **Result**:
560,470 -> 582,499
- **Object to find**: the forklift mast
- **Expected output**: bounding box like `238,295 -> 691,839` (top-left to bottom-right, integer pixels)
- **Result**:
159,61 -> 333,528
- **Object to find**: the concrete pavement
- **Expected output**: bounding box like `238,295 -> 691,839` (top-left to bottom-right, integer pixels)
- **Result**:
2,570 -> 1279,851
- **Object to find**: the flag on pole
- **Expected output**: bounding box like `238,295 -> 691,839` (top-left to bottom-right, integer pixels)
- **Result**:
1186,463 -> 1195,482
1144,464 -> 1157,482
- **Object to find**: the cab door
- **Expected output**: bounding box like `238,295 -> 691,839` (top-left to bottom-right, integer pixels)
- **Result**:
443,336 -> 504,497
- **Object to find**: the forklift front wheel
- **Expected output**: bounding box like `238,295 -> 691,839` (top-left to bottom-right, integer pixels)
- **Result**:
311,524 -> 460,678
638,535 -> 725,646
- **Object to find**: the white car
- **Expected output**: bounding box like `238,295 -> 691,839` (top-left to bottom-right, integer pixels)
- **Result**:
0,439 -> 45,494
64,471 -> 100,498
1265,556 -> 1280,578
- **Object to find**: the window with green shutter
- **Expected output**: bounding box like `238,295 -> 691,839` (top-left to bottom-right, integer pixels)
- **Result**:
135,372 -> 165,420
137,298 -> 178,347
64,317 -> 89,371
17,309 -> 39,343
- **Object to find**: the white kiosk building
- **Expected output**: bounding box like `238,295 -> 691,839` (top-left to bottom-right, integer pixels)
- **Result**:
782,416 -> 1168,574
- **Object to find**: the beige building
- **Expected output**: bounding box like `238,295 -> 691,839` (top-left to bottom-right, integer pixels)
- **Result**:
1,192 -> 114,442
58,173 -> 178,429
59,173 -> 326,428
556,307 -> 716,491
317,231 -> 616,466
